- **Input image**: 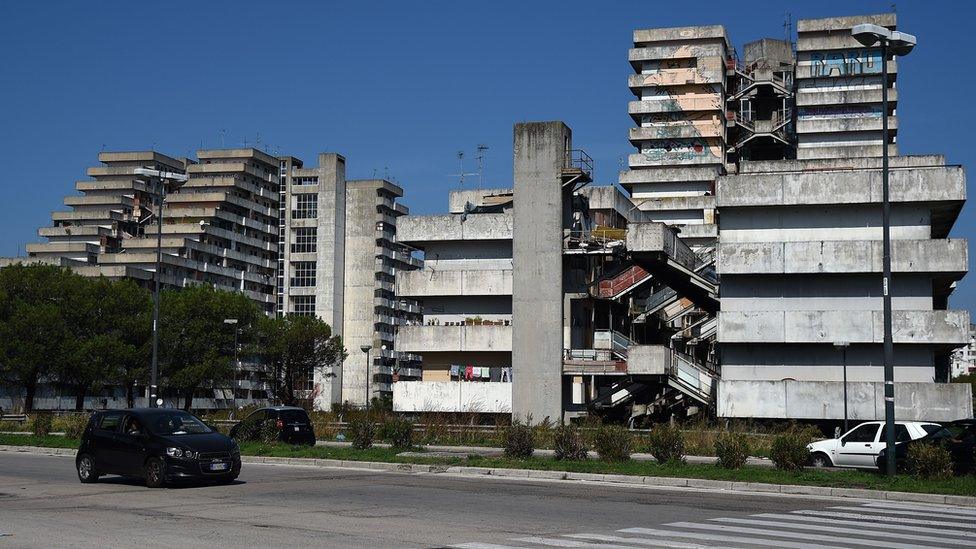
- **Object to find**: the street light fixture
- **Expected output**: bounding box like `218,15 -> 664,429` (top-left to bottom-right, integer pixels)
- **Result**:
224,318 -> 240,407
833,341 -> 851,433
360,344 -> 372,414
851,22 -> 917,477
133,167 -> 188,408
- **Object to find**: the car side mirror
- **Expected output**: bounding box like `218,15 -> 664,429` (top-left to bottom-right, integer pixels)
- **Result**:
840,439 -> 846,446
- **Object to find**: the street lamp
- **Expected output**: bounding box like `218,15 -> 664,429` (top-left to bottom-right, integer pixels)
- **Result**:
360,344 -> 372,414
133,167 -> 188,408
834,341 -> 851,433
224,318 -> 240,407
851,23 -> 917,477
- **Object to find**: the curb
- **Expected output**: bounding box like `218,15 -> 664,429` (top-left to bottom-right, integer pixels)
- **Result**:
4,445 -> 973,508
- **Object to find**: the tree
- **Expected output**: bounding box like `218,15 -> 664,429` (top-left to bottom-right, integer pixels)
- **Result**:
158,284 -> 260,410
0,264 -> 76,412
258,314 -> 346,406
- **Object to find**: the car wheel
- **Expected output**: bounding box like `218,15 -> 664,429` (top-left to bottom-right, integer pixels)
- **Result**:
145,457 -> 166,488
810,452 -> 832,468
77,454 -> 99,483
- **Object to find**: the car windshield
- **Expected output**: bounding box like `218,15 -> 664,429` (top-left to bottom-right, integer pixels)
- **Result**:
926,424 -> 966,441
150,411 -> 212,435
280,409 -> 310,423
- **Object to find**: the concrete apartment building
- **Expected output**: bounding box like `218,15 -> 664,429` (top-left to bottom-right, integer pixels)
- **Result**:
277,154 -> 421,410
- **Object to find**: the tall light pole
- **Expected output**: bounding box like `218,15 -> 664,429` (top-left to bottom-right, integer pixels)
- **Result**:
224,318 -> 240,407
360,344 -> 372,415
134,167 -> 188,408
851,23 -> 917,476
834,341 -> 850,433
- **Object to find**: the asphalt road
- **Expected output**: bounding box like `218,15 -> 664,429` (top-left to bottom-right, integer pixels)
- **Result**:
1,452 -> 974,548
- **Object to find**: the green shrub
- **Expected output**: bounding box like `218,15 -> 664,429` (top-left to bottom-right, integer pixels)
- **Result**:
552,424 -> 589,460
769,427 -> 817,471
347,418 -> 376,450
53,414 -> 89,439
646,423 -> 685,464
714,431 -> 751,469
908,443 -> 954,480
258,420 -> 280,444
592,424 -> 634,462
380,416 -> 414,450
29,413 -> 53,437
503,418 -> 535,459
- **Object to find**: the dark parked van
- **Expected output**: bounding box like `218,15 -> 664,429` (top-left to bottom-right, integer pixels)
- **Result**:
229,406 -> 316,446
75,408 -> 241,488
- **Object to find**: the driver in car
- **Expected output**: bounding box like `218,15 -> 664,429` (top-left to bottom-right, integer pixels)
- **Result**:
126,418 -> 142,435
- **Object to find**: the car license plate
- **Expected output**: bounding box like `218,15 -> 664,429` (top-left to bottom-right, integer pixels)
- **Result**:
294,426 -> 300,432
210,462 -> 228,471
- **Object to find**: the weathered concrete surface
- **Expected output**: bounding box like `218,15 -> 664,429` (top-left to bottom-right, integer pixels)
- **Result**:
398,325 -> 512,353
627,344 -> 669,375
512,121 -> 570,424
448,188 -> 513,214
397,212 -> 513,243
396,268 -> 513,297
717,239 -> 968,275
393,381 -> 512,413
633,24 -> 728,44
718,379 -> 972,421
626,222 -> 699,271
718,309 -> 970,345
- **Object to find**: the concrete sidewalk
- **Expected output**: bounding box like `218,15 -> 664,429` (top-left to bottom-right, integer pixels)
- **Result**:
318,439 -> 776,467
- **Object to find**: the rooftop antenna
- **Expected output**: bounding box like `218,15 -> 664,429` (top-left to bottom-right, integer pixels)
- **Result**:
448,150 -> 477,188
784,12 -> 794,52
475,144 -> 489,189
255,132 -> 261,149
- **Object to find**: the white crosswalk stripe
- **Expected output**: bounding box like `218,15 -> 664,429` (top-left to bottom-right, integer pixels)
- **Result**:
451,501 -> 976,548
711,516 -> 974,546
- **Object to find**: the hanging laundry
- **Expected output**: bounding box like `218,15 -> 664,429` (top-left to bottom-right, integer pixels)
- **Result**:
449,364 -> 459,377
465,365 -> 473,380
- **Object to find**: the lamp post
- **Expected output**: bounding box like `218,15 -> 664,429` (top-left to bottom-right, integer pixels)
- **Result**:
224,318 -> 240,407
851,23 -> 917,476
360,344 -> 372,415
834,341 -> 851,433
133,167 -> 188,408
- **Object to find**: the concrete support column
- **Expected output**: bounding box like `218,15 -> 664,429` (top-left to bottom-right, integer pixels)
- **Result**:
313,153 -> 346,410
512,121 -> 571,423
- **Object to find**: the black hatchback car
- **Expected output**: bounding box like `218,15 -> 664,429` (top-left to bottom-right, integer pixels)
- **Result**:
228,406 -> 316,446
75,408 -> 241,488
877,419 -> 976,475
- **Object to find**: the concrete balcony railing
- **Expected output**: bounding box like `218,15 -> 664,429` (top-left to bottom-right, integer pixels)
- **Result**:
628,44 -> 725,64
396,268 -> 513,297
628,68 -> 724,88
393,381 -> 512,413
397,213 -> 513,244
718,309 -> 971,346
397,324 -> 512,353
718,379 -> 972,422
629,151 -> 723,169
796,116 -> 897,134
627,97 -> 722,116
796,87 -> 896,107
629,123 -> 724,141
717,239 -> 968,276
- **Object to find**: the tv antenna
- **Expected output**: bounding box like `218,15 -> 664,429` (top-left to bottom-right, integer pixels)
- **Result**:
475,144 -> 489,189
448,151 -> 477,188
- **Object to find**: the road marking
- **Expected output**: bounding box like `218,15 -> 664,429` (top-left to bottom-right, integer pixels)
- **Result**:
453,543 -> 528,549
861,501 -> 976,517
752,513 -> 976,539
665,521 -> 944,549
791,509 -> 976,530
710,517 -> 973,547
563,533 -> 725,548
829,505 -> 976,520
619,527 -> 847,549
512,536 -> 634,548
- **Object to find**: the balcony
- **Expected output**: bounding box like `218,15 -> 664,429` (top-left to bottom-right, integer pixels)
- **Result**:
393,381 -> 512,413
397,268 -> 513,297
397,324 -> 512,353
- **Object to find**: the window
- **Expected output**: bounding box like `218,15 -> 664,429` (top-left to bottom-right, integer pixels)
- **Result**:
98,413 -> 122,432
290,261 -> 316,287
842,423 -> 880,444
292,193 -> 317,219
291,227 -> 317,253
292,295 -> 315,316
881,424 -> 912,443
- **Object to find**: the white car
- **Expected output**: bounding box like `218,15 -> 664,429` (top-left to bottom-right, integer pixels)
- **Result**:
806,421 -> 941,469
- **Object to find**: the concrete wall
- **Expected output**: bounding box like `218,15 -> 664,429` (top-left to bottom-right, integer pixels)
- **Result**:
397,269 -> 513,297
512,121 -> 570,423
720,343 -> 935,382
718,379 -> 972,421
393,381 -> 512,413
398,325 -> 512,353
397,213 -> 513,243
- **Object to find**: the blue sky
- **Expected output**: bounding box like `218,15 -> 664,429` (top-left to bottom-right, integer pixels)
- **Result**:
1,0 -> 974,310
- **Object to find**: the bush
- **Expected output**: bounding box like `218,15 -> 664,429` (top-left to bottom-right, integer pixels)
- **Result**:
592,424 -> 634,462
503,418 -> 535,459
552,424 -> 589,460
53,414 -> 89,439
646,423 -> 685,464
908,443 -> 954,480
29,413 -> 53,436
769,427 -> 817,471
258,420 -> 280,444
347,418 -> 376,450
379,416 -> 414,450
714,431 -> 751,469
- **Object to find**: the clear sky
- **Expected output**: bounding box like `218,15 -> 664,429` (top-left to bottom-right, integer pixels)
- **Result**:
1,0 -> 973,310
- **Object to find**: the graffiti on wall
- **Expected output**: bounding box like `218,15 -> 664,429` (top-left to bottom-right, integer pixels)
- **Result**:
809,48 -> 882,77
797,105 -> 883,120
641,138 -> 721,162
